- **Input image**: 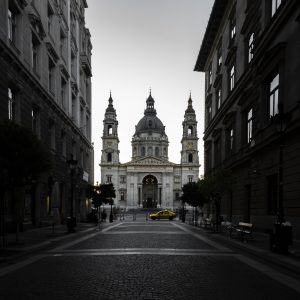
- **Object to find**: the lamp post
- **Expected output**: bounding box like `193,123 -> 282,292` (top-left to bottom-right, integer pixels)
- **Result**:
271,104 -> 292,253
67,155 -> 78,233
109,198 -> 114,223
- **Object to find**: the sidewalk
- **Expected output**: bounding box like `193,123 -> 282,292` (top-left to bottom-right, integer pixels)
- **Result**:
185,220 -> 300,275
0,221 -> 105,262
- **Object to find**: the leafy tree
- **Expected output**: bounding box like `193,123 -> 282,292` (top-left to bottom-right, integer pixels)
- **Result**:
99,183 -> 116,203
202,169 -> 233,231
0,120 -> 52,243
181,180 -> 207,224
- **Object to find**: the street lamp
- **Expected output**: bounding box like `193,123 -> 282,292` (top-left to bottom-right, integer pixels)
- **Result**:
271,104 -> 292,253
67,155 -> 78,233
109,198 -> 114,223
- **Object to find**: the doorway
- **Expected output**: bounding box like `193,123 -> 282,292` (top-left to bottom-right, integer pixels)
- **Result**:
142,175 -> 158,208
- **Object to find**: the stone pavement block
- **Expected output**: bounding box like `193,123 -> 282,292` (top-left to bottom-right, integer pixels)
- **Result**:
0,255 -> 299,300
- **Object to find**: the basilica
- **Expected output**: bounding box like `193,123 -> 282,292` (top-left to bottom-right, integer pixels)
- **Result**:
100,92 -> 200,210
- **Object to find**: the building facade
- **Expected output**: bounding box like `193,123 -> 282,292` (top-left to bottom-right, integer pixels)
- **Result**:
0,0 -> 93,229
195,0 -> 300,236
100,92 -> 200,210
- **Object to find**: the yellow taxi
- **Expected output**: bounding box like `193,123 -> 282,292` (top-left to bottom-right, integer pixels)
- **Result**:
149,210 -> 176,220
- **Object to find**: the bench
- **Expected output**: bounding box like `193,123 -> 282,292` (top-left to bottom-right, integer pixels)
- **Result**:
235,222 -> 254,240
200,218 -> 212,229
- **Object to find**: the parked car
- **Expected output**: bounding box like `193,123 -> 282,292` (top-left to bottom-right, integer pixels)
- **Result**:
149,210 -> 176,220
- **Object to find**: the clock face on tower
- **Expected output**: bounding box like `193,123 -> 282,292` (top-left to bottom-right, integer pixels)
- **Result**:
187,142 -> 193,149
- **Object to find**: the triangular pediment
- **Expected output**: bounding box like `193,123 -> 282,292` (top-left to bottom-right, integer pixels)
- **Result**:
124,156 -> 176,166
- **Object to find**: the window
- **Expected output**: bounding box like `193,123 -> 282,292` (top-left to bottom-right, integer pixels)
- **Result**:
48,4 -> 54,36
188,126 -> 193,135
206,101 -> 212,125
226,127 -> 234,156
207,64 -> 212,89
8,8 -> 16,43
31,33 -> 39,73
214,138 -> 221,166
120,191 -> 125,201
229,64 -> 235,91
217,42 -> 222,69
80,148 -> 84,167
272,0 -> 282,16
49,120 -> 56,150
107,153 -> 112,162
120,176 -> 126,184
80,106 -> 85,131
71,51 -> 76,78
61,131 -> 66,158
188,175 -> 193,183
61,77 -> 66,110
141,147 -> 145,156
216,88 -> 222,111
106,175 -> 112,183
148,147 -> 153,155
148,120 -> 152,127
205,147 -> 212,172
60,30 -> 66,58
72,95 -> 76,121
31,106 -> 40,137
269,73 -> 279,117
188,153 -> 193,163
107,125 -> 113,135
229,14 -> 236,41
8,88 -> 15,121
248,33 -> 254,63
229,128 -> 234,152
71,141 -> 77,159
48,58 -> 55,93
247,108 -> 253,143
155,147 -> 159,157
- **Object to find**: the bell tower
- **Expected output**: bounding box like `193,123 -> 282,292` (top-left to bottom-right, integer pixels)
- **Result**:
101,92 -> 120,165
181,93 -> 199,166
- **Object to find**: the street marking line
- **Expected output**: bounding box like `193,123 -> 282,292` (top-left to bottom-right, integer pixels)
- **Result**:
235,254 -> 300,294
50,248 -> 224,253
103,231 -> 187,235
49,223 -> 123,251
171,222 -> 231,251
49,231 -> 101,251
50,252 -> 234,257
0,255 -> 46,277
102,222 -> 123,232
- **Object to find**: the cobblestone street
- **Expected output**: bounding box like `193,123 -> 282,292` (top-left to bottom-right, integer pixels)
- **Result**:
0,217 -> 300,300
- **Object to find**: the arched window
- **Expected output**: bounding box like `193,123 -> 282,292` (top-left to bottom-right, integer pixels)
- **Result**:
188,126 -> 193,135
155,147 -> 159,157
163,147 -> 167,156
107,125 -> 112,135
133,147 -> 137,156
141,147 -> 145,156
107,153 -> 112,162
188,153 -> 193,163
149,120 -> 152,128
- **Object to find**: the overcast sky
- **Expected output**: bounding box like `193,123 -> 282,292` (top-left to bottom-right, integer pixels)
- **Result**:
85,0 -> 214,183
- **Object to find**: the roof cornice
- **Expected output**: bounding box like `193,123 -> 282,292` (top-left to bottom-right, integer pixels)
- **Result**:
194,0 -> 229,72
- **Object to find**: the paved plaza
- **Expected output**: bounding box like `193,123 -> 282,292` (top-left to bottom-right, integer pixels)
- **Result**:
0,216 -> 300,300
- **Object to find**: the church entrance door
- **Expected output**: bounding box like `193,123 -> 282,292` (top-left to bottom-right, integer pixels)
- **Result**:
142,175 -> 158,208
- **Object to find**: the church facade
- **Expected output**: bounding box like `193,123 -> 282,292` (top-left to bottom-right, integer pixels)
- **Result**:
100,92 -> 200,210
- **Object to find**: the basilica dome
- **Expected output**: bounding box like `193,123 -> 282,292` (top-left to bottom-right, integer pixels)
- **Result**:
134,92 -> 166,135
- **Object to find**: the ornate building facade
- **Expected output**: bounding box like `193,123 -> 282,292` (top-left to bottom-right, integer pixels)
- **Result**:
194,0 -> 300,236
0,0 -> 93,230
100,92 -> 200,210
